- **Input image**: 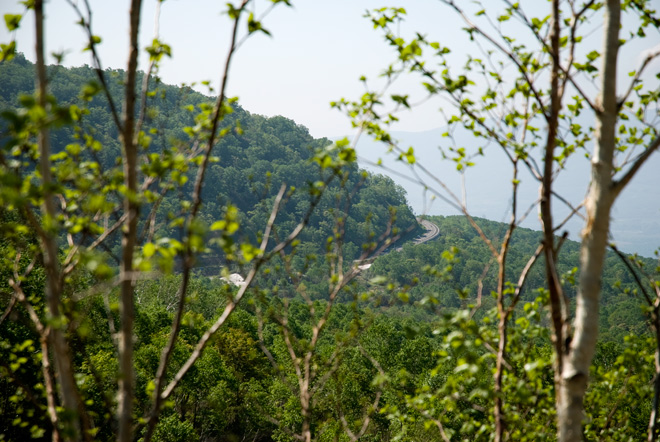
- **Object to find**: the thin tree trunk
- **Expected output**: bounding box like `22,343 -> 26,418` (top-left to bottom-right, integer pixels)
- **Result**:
494,180 -> 517,442
494,296 -> 507,442
558,1 -> 619,440
300,384 -> 312,442
649,311 -> 660,442
541,0 -> 567,404
117,1 -> 143,441
35,1 -> 82,440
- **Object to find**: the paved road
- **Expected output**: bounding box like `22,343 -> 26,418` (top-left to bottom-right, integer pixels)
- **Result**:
393,218 -> 440,251
358,218 -> 439,270
412,218 -> 440,245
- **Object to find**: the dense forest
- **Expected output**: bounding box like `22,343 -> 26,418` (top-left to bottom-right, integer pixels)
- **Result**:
0,54 -> 431,441
372,215 -> 651,342
3,206 -> 656,441
1,2 -> 659,439
0,53 -> 420,266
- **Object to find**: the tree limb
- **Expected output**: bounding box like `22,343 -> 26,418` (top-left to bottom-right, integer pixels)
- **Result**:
611,135 -> 660,199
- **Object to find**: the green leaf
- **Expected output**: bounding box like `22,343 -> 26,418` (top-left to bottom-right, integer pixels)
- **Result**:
4,14 -> 22,31
586,50 -> 600,62
143,242 -> 156,258
369,275 -> 387,285
391,94 -> 410,108
84,35 -> 102,51
145,38 -> 172,61
226,3 -> 240,20
211,220 -> 227,231
0,41 -> 16,61
240,243 -> 260,262
403,147 -> 415,164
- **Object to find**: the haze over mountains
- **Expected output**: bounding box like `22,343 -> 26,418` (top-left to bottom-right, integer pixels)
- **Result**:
353,127 -> 660,257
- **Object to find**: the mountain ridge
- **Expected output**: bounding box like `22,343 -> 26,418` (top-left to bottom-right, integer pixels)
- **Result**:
349,126 -> 660,257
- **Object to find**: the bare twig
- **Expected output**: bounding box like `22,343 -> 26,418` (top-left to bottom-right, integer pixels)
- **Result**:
64,0 -> 123,132
612,135 -> 660,199
618,49 -> 660,108
506,244 -> 544,318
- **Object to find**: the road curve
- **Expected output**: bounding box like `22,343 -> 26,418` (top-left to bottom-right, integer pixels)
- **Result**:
395,218 -> 439,250
358,218 -> 440,270
412,218 -> 440,245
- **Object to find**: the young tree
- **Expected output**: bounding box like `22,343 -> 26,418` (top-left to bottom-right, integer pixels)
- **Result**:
0,1 -> 361,441
336,0 -> 660,440
253,179 -> 400,442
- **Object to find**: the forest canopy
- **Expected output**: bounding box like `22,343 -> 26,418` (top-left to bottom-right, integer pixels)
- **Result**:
1,1 -> 659,442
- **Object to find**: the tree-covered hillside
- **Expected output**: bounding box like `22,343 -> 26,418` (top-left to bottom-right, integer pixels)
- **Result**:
1,51 -> 658,442
2,0 -> 659,438
0,48 -> 422,441
370,215 -> 652,342
0,53 -> 419,268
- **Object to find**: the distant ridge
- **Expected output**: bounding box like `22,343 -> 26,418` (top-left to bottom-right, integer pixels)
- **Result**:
352,127 -> 660,257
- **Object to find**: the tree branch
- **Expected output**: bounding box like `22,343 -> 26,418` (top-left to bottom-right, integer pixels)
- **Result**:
64,0 -> 123,133
618,48 -> 660,109
611,135 -> 660,199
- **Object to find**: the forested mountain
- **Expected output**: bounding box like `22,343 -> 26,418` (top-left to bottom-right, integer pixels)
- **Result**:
0,53 -> 419,267
4,0 -> 660,440
0,54 -> 423,440
0,54 -> 657,442
371,215 -> 651,342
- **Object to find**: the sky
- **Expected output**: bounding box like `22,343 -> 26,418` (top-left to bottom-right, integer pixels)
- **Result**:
2,1 -> 658,138
0,0 -> 472,138
2,0 -> 659,254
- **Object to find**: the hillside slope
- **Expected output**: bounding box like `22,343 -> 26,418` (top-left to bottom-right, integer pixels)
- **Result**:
0,54 -> 420,268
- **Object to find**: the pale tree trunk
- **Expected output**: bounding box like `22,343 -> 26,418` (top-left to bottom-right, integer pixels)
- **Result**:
541,0 -> 568,410
117,1 -> 142,441
35,1 -> 82,440
558,1 -> 619,440
300,382 -> 312,442
650,312 -> 660,441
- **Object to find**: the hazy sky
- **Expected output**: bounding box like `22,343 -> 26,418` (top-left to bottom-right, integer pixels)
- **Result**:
2,0 -> 659,254
3,0 -> 657,138
0,0 -> 471,137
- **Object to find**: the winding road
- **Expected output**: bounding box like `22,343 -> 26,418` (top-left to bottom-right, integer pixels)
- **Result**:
411,218 -> 440,245
357,218 -> 440,270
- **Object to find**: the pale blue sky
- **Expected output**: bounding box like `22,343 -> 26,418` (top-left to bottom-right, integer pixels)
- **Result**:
1,0 -> 659,254
2,1 -> 658,138
1,0 -> 469,137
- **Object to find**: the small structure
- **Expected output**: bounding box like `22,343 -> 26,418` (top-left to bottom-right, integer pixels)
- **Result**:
221,273 -> 246,287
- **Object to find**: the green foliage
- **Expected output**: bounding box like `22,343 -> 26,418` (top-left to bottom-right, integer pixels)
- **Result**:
1,1 -> 659,439
0,48 -> 419,440
151,413 -> 197,442
585,336 -> 655,441
371,215 -> 650,341
0,54 -> 418,266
